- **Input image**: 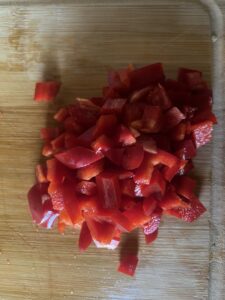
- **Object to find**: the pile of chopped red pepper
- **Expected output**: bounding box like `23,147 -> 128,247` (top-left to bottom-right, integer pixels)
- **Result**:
28,63 -> 216,276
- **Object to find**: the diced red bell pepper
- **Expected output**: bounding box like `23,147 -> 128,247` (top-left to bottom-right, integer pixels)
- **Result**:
130,86 -> 152,103
123,202 -> 151,231
159,189 -> 190,210
63,116 -> 82,134
85,215 -> 116,244
120,196 -> 136,211
79,221 -> 92,252
143,207 -> 162,235
165,196 -> 206,222
120,178 -> 135,198
162,159 -> 186,182
192,106 -> 217,124
64,133 -> 77,149
90,97 -> 105,107
129,127 -> 140,138
58,209 -> 73,233
42,143 -> 54,157
34,81 -> 61,102
51,133 -> 65,150
35,164 -> 48,183
96,171 -> 121,209
54,107 -> 68,122
79,195 -> 100,213
118,255 -> 138,276
102,86 -> 120,99
145,229 -> 158,245
175,139 -> 196,160
142,105 -> 163,133
27,183 -> 58,228
170,122 -> 187,141
133,154 -> 154,184
55,146 -> 103,169
178,68 -> 206,91
123,102 -> 144,125
101,98 -> 127,114
143,196 -> 157,216
48,181 -> 65,211
112,168 -> 133,180
91,134 -> 114,153
94,114 -> 118,138
164,107 -> 185,130
76,126 -> 95,147
76,181 -> 97,196
178,160 -> 194,176
147,84 -> 172,110
130,63 -> 165,90
137,136 -> 157,154
148,149 -> 179,169
122,144 -> 144,170
40,127 -> 61,141
105,148 -> 125,166
190,121 -> 213,148
135,179 -> 164,198
77,159 -> 104,180
114,125 -> 136,146
173,176 -> 196,200
47,158 -> 72,183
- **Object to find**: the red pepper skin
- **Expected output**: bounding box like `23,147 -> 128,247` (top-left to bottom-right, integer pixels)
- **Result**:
27,183 -> 58,228
134,153 -> 154,185
122,144 -> 144,170
142,105 -> 163,133
114,125 -> 136,146
34,81 -> 61,102
123,202 -> 151,231
91,134 -> 114,153
101,98 -> 127,114
162,160 -> 186,182
178,68 -> 206,91
173,176 -> 196,200
143,207 -> 162,235
123,102 -> 144,126
47,158 -> 72,184
105,148 -> 125,166
130,63 -> 164,90
164,107 -> 186,130
79,221 -> 92,252
159,189 -> 190,210
120,178 -> 135,198
55,147 -> 103,169
54,107 -> 68,122
165,196 -> 206,222
96,171 -> 121,209
35,164 -> 48,183
190,121 -> 213,148
170,122 -> 187,141
76,126 -> 95,147
76,181 -> 97,196
148,149 -> 179,169
94,114 -> 118,138
130,86 -> 152,103
77,160 -> 104,180
40,127 -> 61,141
118,255 -> 138,276
64,133 -> 78,149
147,84 -> 172,110
48,181 -> 65,211
143,196 -> 157,216
145,229 -> 158,245
51,133 -> 65,151
175,139 -> 196,160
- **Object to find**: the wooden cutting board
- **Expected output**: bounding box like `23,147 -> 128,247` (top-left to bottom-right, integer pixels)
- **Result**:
0,1 -> 224,299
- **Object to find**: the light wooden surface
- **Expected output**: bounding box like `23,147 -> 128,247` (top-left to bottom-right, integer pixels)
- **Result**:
0,1 -> 224,299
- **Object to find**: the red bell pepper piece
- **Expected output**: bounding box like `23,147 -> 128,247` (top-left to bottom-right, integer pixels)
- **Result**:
94,114 -> 118,138
142,105 -> 163,133
90,97 -> 105,107
173,176 -> 196,200
40,127 -> 61,141
175,139 -> 196,160
105,148 -> 125,166
130,63 -> 164,90
190,121 -> 213,148
42,142 -> 54,157
122,144 -> 144,170
123,202 -> 151,231
162,159 -> 186,182
51,133 -> 65,151
130,86 -> 152,103
54,107 -> 68,122
129,127 -> 140,138
145,229 -> 158,245
101,98 -> 127,114
27,183 -> 58,228
137,136 -> 157,154
91,134 -> 114,153
48,181 -> 65,211
147,84 -> 172,110
118,255 -> 138,276
76,126 -> 95,147
159,189 -> 190,210
79,221 -> 92,252
143,196 -> 157,216
64,133 -> 78,149
34,81 -> 61,102
63,116 -> 82,133
120,196 -> 136,211
178,68 -> 206,91
123,102 -> 144,126
148,149 -> 179,169
170,122 -> 187,141
85,215 -> 116,244
120,178 -> 135,198
55,146 -> 103,169
79,195 -> 100,213
134,153 -> 154,184
77,159 -> 104,180
35,164 -> 48,183
178,160 -> 194,176
112,168 -> 133,180
96,171 -> 121,209
114,125 -> 136,146
47,158 -> 72,184
165,196 -> 206,222
164,107 -> 185,130
143,207 -> 162,235
57,209 -> 73,233
76,181 -> 97,196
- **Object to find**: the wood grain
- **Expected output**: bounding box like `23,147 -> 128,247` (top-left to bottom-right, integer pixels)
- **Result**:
0,1 -> 224,299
